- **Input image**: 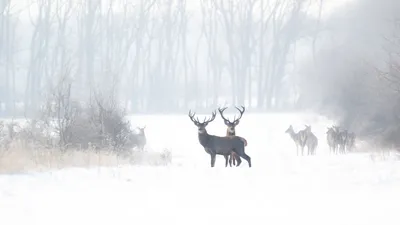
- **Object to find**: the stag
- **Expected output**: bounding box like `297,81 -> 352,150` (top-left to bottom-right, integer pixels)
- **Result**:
304,125 -> 318,155
188,110 -> 251,168
218,106 -> 247,167
285,125 -> 307,156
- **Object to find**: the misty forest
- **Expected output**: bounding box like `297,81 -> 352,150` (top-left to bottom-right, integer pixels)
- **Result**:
0,0 -> 400,154
3,1 -> 400,223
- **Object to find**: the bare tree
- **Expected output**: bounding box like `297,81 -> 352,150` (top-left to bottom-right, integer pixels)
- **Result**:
0,0 -> 15,116
25,0 -> 54,115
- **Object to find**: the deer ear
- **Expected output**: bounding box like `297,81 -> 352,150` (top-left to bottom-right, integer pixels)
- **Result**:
234,120 -> 240,126
224,120 -> 230,126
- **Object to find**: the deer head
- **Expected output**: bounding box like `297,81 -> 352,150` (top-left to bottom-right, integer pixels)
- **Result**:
332,125 -> 340,133
137,126 -> 146,136
218,106 -> 245,133
285,125 -> 294,134
304,125 -> 315,135
327,126 -> 336,134
188,110 -> 216,134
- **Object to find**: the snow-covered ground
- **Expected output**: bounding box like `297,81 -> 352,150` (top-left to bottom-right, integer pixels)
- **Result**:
1,112 -> 400,225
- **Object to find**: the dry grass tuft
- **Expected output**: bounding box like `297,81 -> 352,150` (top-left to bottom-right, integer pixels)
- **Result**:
0,142 -> 172,174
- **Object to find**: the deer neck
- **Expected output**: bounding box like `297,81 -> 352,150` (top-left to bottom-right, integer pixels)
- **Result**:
198,129 -> 210,147
288,130 -> 297,140
226,128 -> 235,136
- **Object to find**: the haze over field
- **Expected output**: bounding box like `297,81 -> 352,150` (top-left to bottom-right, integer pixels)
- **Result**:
1,0 -> 400,224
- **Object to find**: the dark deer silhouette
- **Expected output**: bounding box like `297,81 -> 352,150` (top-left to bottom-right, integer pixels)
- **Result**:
218,106 -> 247,167
333,126 -> 348,154
188,110 -> 251,168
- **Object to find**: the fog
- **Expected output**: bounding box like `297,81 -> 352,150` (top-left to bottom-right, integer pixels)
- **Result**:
0,0 -> 399,148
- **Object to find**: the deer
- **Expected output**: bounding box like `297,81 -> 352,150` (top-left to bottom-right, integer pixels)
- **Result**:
337,128 -> 348,154
218,106 -> 247,167
346,132 -> 356,152
129,126 -> 147,151
304,125 -> 318,155
285,125 -> 307,156
327,126 -> 340,154
188,110 -> 251,168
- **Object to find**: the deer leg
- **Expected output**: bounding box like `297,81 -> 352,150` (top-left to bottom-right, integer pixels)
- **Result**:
224,155 -> 229,167
232,152 -> 236,166
228,153 -> 235,166
235,154 -> 242,167
210,153 -> 216,167
238,153 -> 251,168
232,152 -> 242,166
230,150 -> 242,167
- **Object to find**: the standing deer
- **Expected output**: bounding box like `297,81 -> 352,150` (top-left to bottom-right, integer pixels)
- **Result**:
327,126 -> 339,154
285,125 -> 307,156
218,106 -> 247,167
129,126 -> 147,151
337,128 -> 348,154
188,110 -> 251,168
346,132 -> 356,152
304,125 -> 318,155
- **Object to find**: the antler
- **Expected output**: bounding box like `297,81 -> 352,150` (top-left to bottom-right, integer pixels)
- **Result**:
188,110 -> 199,124
189,110 -> 216,124
205,110 -> 217,124
233,106 -> 245,122
218,107 -> 231,123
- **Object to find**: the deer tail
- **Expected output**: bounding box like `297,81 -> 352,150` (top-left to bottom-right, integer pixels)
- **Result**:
239,137 -> 248,146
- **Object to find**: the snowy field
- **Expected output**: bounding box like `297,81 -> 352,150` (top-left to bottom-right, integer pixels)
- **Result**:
1,112 -> 400,225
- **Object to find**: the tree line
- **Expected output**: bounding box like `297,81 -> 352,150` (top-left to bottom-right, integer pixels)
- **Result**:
0,0 -> 323,116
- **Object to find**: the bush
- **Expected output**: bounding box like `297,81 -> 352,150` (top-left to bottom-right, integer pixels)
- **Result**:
0,75 -> 172,173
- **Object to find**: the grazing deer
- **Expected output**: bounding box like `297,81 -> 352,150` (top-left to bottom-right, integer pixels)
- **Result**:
188,110 -> 251,168
285,125 -> 307,156
218,106 -> 247,167
327,126 -> 339,154
304,125 -> 318,155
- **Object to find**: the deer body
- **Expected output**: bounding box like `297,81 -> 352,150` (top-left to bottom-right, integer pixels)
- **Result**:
304,125 -> 318,155
129,126 -> 147,151
224,127 -> 248,166
338,130 -> 348,154
218,106 -> 247,167
327,127 -> 339,154
346,132 -> 356,152
189,110 -> 251,168
285,125 -> 307,156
